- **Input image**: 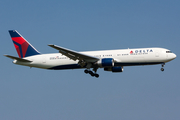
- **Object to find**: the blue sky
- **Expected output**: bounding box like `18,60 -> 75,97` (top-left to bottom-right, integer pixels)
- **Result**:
1,0 -> 180,120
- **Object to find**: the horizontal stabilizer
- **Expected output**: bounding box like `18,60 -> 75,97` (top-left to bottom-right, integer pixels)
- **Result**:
4,55 -> 32,62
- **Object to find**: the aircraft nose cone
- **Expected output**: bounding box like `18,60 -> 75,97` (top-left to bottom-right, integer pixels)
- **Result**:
167,53 -> 176,61
173,53 -> 177,59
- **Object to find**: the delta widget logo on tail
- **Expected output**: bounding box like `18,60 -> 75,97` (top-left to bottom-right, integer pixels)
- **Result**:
9,30 -> 40,58
12,37 -> 29,58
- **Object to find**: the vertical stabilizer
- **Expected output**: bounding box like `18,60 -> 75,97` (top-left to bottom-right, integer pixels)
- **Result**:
9,30 -> 40,58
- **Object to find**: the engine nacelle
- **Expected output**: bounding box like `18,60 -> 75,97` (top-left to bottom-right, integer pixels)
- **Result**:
104,66 -> 124,72
97,58 -> 114,67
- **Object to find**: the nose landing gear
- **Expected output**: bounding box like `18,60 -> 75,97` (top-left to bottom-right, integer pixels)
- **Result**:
161,63 -> 165,71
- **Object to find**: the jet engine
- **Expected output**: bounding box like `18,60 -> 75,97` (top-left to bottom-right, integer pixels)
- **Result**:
97,58 -> 114,67
104,66 -> 123,72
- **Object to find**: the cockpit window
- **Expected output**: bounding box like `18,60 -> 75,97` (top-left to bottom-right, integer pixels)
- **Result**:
166,51 -> 172,53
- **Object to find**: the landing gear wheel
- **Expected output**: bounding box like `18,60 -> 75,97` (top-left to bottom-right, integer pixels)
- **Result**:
95,74 -> 99,78
84,67 -> 99,78
89,71 -> 95,77
89,71 -> 93,74
91,74 -> 95,77
84,69 -> 89,74
160,63 -> 165,72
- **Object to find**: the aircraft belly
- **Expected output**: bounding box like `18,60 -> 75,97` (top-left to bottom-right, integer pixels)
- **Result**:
48,64 -> 82,70
45,59 -> 80,70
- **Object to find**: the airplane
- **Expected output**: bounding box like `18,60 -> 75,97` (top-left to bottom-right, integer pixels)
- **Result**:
4,30 -> 176,78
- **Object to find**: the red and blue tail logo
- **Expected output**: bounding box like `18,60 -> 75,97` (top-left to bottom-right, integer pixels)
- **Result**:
9,30 -> 40,58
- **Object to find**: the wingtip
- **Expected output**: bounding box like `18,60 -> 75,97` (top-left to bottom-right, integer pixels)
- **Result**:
48,44 -> 54,46
4,54 -> 9,57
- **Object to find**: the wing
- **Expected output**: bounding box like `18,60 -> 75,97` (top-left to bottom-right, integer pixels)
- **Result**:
4,55 -> 32,62
48,44 -> 99,63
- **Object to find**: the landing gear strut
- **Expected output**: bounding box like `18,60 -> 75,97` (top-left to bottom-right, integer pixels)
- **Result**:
161,63 -> 165,71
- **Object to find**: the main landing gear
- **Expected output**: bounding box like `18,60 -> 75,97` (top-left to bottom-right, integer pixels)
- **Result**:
84,63 -> 99,78
84,69 -> 99,78
161,63 -> 165,71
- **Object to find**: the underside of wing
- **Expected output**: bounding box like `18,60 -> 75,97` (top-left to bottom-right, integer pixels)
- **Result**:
48,44 -> 99,63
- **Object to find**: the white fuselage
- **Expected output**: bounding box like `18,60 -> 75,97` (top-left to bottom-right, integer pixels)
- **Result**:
13,47 -> 176,70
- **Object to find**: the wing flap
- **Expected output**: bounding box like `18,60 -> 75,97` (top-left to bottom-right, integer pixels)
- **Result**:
48,44 -> 99,62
